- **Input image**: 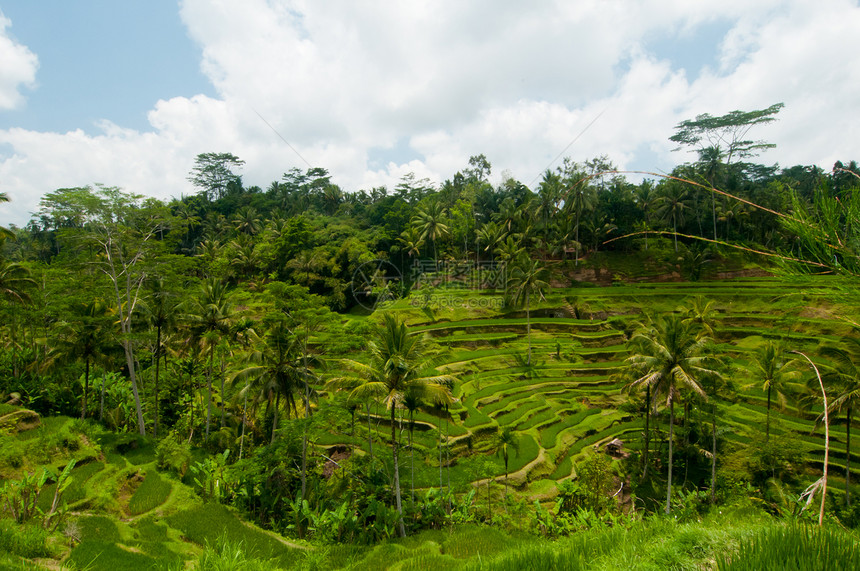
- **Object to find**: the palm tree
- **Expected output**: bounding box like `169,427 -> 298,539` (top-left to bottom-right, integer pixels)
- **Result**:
746,341 -> 801,441
625,315 -> 718,513
397,228 -> 425,267
697,145 -> 724,241
329,313 -> 453,538
494,426 -> 519,506
820,336 -> 860,506
232,318 -> 303,444
186,277 -> 233,440
403,388 -> 422,504
0,259 -> 35,304
47,299 -> 112,420
507,256 -> 550,366
654,184 -> 691,252
634,181 -> 656,250
232,206 -> 262,236
564,180 -> 596,265
412,200 -> 450,268
476,221 -> 507,262
143,277 -> 178,437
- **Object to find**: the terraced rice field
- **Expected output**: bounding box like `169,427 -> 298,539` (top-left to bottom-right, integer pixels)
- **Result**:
326,276 -> 859,502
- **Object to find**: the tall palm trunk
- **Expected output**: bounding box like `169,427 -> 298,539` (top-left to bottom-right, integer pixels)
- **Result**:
409,411 -> 415,506
642,384 -> 650,478
526,291 -> 532,366
206,343 -> 214,439
391,406 -> 406,537
271,391 -> 280,444
366,403 -> 374,461
82,358 -> 90,420
666,396 -> 675,514
766,385 -> 772,441
154,325 -> 162,437
847,406 -> 853,507
711,399 -> 717,504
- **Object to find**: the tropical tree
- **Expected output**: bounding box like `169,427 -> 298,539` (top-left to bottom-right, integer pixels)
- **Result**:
494,426 -> 519,506
46,299 -> 112,419
746,341 -> 801,441
654,184 -> 691,252
476,221 -> 507,262
563,178 -> 596,265
231,318 -> 305,448
507,256 -> 550,366
0,259 -> 35,305
329,313 -> 453,538
411,200 -> 450,268
186,277 -> 233,439
232,206 -> 262,236
143,277 -> 178,437
625,315 -> 719,513
820,336 -> 860,506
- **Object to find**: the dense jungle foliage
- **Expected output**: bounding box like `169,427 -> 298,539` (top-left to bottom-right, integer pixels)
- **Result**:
2,131 -> 860,568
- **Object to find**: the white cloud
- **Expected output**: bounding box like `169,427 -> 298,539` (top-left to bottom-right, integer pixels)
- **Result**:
0,11 -> 38,111
2,0 -> 860,226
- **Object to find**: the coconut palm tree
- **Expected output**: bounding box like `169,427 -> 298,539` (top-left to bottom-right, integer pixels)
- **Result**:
0,258 -> 35,304
411,201 -> 450,268
507,256 -> 550,366
625,315 -> 718,513
820,336 -> 860,506
186,277 -> 233,440
654,184 -> 692,252
232,318 -> 303,444
494,426 -> 519,506
329,313 -> 453,538
143,277 -> 178,437
564,180 -> 596,265
746,341 -> 801,441
46,299 -> 112,420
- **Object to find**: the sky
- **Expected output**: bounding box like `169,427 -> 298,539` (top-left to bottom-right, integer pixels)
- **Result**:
1,0 -> 859,226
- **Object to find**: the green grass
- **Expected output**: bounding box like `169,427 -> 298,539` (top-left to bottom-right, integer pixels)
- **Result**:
167,503 -> 299,566
127,469 -> 172,515
717,524 -> 860,571
68,540 -> 162,571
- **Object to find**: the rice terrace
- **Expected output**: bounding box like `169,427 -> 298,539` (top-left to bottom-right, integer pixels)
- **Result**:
2,47 -> 860,567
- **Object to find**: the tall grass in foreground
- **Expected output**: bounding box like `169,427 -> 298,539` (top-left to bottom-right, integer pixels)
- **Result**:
717,524 -> 860,571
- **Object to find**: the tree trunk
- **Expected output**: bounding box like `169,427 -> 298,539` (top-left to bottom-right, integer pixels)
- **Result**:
666,396 -> 674,514
766,384 -> 772,441
123,339 -> 146,436
391,406 -> 406,537
154,325 -> 162,437
711,402 -> 717,504
82,358 -> 90,420
206,343 -> 214,440
526,291 -> 532,366
239,390 -> 247,460
642,384 -> 650,478
847,406 -> 852,507
271,391 -> 280,444
673,212 -> 678,252
410,416 -> 415,505
100,374 -> 106,421
366,403 -> 374,461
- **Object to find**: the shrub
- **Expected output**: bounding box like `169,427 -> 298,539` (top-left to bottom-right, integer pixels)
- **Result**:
0,518 -> 51,558
156,432 -> 192,476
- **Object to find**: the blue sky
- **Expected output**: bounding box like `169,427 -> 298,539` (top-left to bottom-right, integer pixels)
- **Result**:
1,1 -> 860,226
0,1 -> 213,134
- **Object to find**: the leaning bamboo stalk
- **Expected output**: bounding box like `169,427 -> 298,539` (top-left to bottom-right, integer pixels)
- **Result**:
793,351 -> 828,527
